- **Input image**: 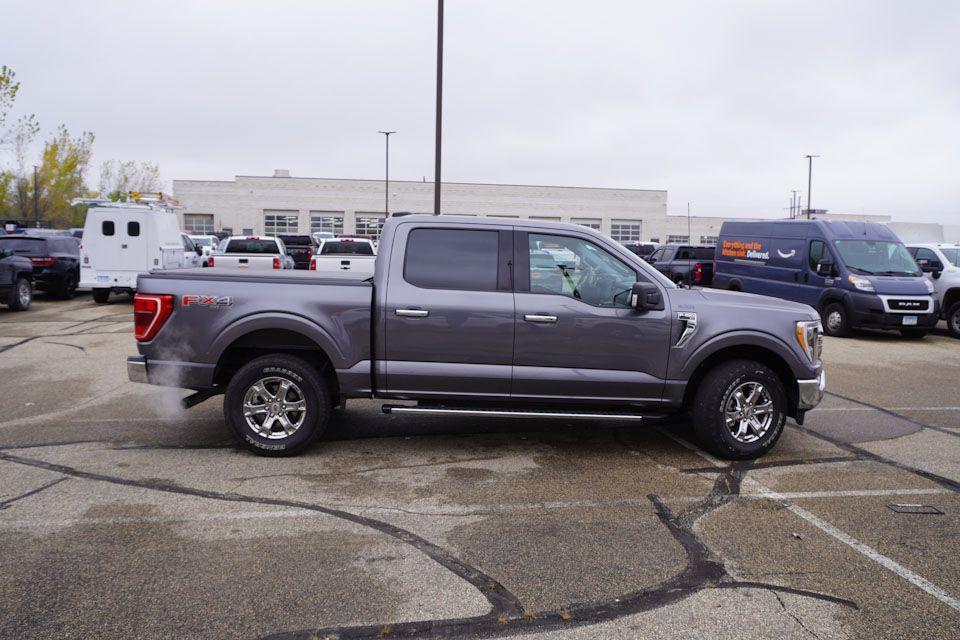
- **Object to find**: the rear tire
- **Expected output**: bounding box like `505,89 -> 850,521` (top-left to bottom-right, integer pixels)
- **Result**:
7,277 -> 32,311
56,271 -> 78,299
92,289 -> 110,304
821,302 -> 850,337
946,301 -> 960,339
224,354 -> 330,456
692,359 -> 787,460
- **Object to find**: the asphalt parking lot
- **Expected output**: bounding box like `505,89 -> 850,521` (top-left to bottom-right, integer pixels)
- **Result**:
1,293 -> 959,639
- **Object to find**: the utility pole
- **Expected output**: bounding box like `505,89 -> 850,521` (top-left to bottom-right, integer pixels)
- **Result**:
378,131 -> 396,218
790,189 -> 799,219
32,165 -> 39,228
804,155 -> 819,219
433,0 -> 444,216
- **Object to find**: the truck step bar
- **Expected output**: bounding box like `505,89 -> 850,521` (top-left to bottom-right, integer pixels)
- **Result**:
381,405 -> 645,421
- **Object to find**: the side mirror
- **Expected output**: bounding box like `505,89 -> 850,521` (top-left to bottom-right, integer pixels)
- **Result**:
816,259 -> 834,277
631,281 -> 663,311
195,246 -> 203,256
0,248 -> 11,259
917,258 -> 943,274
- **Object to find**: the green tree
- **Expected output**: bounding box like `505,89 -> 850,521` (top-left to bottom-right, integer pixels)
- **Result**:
36,126 -> 95,227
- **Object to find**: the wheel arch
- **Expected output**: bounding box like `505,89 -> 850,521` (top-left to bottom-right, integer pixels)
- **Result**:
942,287 -> 960,316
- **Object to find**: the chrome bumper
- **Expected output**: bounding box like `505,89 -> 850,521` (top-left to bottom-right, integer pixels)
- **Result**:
797,370 -> 826,411
127,356 -> 148,383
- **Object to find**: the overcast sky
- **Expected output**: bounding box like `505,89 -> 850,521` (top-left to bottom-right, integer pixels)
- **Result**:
4,0 -> 959,222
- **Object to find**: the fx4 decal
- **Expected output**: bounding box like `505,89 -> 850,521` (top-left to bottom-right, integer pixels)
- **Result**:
182,295 -> 233,307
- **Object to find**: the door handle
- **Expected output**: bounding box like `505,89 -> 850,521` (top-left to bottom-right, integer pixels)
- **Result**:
395,309 -> 429,317
524,314 -> 557,323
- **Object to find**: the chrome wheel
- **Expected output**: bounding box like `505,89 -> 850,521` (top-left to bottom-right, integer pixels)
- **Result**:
242,376 -> 307,439
826,310 -> 843,334
724,381 -> 775,443
18,280 -> 31,307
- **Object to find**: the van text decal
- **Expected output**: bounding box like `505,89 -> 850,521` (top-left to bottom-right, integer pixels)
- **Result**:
721,240 -> 769,261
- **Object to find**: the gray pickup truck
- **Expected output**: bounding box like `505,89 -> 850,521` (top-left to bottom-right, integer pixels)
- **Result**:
128,216 -> 825,459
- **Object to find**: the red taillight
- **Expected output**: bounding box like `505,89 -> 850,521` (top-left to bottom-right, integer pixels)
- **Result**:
273,257 -> 280,269
306,249 -> 312,259
208,256 -> 214,267
134,294 -> 174,342
693,262 -> 703,283
309,259 -> 316,271
30,257 -> 55,267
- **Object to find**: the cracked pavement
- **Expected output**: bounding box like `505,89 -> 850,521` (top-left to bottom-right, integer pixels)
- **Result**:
1,293 -> 959,639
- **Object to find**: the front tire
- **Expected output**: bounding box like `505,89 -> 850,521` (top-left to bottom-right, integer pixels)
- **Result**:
7,277 -> 32,311
821,302 -> 850,337
92,288 -> 110,304
692,359 -> 787,460
224,354 -> 330,456
946,301 -> 960,339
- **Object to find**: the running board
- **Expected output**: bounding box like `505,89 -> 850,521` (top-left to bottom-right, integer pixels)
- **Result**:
381,405 -> 645,421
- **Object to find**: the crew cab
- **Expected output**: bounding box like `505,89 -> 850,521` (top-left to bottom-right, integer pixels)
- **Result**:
0,247 -> 33,311
209,236 -> 292,270
0,234 -> 80,298
646,244 -> 716,286
128,216 -> 825,460
907,243 -> 960,338
309,237 -> 376,275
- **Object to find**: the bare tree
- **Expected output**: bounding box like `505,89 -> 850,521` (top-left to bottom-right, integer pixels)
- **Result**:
99,159 -> 162,200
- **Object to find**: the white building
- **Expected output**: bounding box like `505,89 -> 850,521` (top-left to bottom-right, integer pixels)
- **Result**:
172,171 -> 895,244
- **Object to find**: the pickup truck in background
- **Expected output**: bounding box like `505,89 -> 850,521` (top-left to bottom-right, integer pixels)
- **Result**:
309,237 -> 376,276
0,247 -> 33,311
277,234 -> 317,270
128,216 -> 825,460
210,236 -> 292,270
908,243 -> 960,338
646,244 -> 716,287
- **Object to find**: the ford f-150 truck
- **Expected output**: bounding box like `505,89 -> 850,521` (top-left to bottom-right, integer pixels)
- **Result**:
127,216 -> 825,459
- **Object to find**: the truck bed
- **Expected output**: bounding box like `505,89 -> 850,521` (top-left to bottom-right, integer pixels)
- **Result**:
144,268 -> 372,286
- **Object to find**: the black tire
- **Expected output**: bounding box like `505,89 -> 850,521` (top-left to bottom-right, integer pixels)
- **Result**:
56,271 -> 78,299
224,354 -> 330,456
899,329 -> 927,339
92,288 -> 110,304
946,301 -> 960,339
692,359 -> 787,460
7,277 -> 32,311
821,302 -> 850,337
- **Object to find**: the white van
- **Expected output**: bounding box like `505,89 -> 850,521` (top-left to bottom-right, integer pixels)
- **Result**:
79,205 -> 185,303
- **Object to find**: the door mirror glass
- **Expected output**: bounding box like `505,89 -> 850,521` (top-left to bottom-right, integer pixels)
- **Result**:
916,258 -> 943,273
816,259 -> 834,277
631,281 -> 662,311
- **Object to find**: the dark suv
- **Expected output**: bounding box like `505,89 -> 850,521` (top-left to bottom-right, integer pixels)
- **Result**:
647,244 -> 716,287
276,235 -> 317,270
0,235 -> 81,298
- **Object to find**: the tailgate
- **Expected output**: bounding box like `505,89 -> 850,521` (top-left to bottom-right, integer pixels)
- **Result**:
313,255 -> 376,272
214,255 -> 277,270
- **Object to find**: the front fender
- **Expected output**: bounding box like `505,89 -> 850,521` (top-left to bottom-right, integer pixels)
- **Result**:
206,311 -> 348,367
676,329 -> 814,381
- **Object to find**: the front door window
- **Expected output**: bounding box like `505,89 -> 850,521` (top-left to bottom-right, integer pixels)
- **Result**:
528,234 -> 636,308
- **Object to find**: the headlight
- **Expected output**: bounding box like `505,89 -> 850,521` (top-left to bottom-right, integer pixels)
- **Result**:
924,278 -> 935,294
795,320 -> 823,364
847,274 -> 875,292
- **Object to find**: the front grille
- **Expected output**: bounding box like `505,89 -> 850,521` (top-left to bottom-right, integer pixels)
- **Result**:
888,299 -> 929,311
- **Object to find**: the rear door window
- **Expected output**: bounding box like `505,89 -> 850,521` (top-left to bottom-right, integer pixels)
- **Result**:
404,228 -> 499,291
127,221 -> 140,236
102,220 -> 115,236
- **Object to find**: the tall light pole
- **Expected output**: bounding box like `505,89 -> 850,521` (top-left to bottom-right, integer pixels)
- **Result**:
433,0 -> 444,216
33,165 -> 39,228
804,155 -> 819,219
378,131 -> 395,218
790,189 -> 799,219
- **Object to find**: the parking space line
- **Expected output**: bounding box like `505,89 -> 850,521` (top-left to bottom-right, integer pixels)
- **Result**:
659,428 -> 960,614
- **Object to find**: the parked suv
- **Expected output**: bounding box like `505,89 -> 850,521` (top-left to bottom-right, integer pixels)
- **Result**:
0,234 -> 80,299
0,247 -> 33,311
907,243 -> 960,338
646,244 -> 715,286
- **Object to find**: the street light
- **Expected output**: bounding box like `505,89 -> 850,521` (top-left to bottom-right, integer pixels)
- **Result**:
804,155 -> 820,219
378,131 -> 396,218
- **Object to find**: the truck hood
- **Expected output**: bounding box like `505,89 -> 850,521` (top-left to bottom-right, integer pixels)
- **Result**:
864,275 -> 931,295
692,287 -> 818,318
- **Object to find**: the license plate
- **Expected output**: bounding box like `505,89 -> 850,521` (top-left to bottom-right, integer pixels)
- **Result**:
96,275 -> 110,282
902,315 -> 918,326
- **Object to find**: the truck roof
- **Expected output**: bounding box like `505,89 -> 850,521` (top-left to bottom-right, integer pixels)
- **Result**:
718,219 -> 901,242
382,214 -> 608,236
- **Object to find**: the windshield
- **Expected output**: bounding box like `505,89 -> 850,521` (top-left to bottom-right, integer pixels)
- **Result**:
940,248 -> 960,267
0,237 -> 47,253
320,241 -> 374,255
191,237 -> 213,246
225,239 -> 280,254
833,240 -> 920,276
279,235 -> 313,246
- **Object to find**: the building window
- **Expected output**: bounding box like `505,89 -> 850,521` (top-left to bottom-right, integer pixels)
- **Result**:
610,220 -> 641,243
310,211 -> 344,235
700,235 -> 718,245
355,213 -> 385,241
571,218 -> 601,231
667,234 -> 690,243
264,210 -> 299,235
530,216 -> 561,222
183,214 -> 215,234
